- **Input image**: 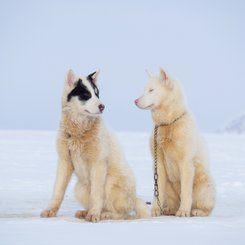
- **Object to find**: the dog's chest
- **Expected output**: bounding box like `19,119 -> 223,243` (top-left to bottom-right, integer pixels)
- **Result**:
68,137 -> 92,182
163,153 -> 180,182
158,133 -> 180,182
72,156 -> 89,182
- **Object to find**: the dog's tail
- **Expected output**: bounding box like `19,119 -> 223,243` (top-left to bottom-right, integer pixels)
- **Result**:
135,198 -> 150,219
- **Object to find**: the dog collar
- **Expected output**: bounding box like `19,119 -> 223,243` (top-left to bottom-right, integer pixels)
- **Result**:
156,112 -> 186,128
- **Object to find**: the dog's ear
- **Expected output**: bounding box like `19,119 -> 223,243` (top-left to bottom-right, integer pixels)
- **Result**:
160,67 -> 168,81
160,68 -> 173,89
145,69 -> 153,78
87,70 -> 100,84
66,69 -> 77,87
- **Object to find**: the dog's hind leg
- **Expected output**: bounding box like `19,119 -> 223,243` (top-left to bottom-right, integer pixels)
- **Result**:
104,185 -> 135,220
191,172 -> 215,216
100,211 -> 125,220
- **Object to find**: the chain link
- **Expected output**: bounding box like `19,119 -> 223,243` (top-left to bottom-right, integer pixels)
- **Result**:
154,125 -> 164,215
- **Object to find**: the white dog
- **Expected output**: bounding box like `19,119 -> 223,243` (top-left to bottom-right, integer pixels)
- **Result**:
135,68 -> 215,217
41,69 -> 149,222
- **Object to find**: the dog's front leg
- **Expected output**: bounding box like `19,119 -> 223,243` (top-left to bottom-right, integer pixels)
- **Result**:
86,162 -> 106,223
41,137 -> 73,217
151,165 -> 167,216
151,150 -> 167,217
176,160 -> 194,217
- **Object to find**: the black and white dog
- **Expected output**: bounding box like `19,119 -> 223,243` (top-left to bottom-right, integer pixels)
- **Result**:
41,70 -> 150,222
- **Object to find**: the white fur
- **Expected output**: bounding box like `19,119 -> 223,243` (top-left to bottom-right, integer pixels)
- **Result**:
41,70 -> 150,222
135,68 -> 216,217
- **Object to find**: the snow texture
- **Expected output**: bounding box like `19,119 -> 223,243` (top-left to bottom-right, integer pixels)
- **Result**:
0,131 -> 245,245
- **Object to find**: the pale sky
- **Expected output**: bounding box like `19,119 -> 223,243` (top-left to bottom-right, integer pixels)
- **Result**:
0,0 -> 245,132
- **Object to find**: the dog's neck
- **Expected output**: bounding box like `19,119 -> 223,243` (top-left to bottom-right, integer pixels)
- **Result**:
151,101 -> 187,127
60,112 -> 101,137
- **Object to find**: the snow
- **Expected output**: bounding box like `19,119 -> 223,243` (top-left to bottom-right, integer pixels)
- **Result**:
0,130 -> 245,245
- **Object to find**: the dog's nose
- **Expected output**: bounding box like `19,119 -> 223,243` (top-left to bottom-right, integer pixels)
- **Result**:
98,104 -> 105,112
134,99 -> 139,105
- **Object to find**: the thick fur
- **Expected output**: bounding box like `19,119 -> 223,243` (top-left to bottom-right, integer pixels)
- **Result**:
41,70 -> 149,222
135,68 -> 215,217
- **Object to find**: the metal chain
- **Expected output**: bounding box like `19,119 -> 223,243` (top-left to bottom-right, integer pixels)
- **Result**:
154,125 -> 164,215
153,112 -> 186,215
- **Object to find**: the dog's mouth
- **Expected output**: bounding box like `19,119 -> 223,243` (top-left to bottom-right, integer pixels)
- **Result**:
135,99 -> 154,110
85,110 -> 102,115
140,104 -> 154,110
145,104 -> 154,109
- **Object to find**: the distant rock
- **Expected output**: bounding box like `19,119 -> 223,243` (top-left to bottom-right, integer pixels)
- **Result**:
219,114 -> 245,134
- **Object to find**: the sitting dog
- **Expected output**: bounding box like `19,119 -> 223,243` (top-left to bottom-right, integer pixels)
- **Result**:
41,69 -> 149,222
135,68 -> 215,217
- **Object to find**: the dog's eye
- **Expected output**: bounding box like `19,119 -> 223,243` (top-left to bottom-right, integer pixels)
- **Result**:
149,89 -> 154,93
79,92 -> 91,101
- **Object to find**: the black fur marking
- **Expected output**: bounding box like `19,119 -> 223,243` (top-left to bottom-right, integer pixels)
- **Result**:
67,79 -> 92,102
87,73 -> 99,98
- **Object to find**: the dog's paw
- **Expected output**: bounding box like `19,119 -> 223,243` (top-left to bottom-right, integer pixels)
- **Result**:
85,211 -> 101,223
162,207 -> 176,216
151,206 -> 162,217
191,209 -> 209,217
40,208 -> 58,218
100,212 -> 112,220
176,209 -> 190,217
75,210 -> 88,219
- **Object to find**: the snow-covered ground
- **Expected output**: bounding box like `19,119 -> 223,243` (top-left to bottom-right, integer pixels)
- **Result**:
0,131 -> 245,245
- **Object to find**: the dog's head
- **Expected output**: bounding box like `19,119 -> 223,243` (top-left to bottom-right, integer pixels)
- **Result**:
135,68 -> 179,110
62,69 -> 105,117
